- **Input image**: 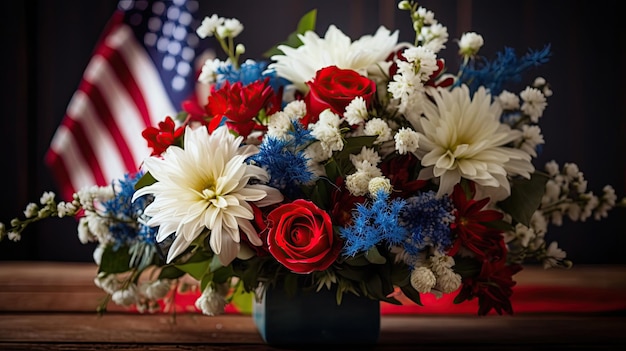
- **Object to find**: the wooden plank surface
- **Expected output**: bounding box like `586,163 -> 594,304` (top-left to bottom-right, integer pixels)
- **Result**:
1,261 -> 625,350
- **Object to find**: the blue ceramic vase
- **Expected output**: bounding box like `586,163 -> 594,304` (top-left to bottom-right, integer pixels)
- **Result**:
253,284 -> 381,345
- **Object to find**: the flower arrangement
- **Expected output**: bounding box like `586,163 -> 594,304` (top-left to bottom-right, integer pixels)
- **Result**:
1,0 -> 624,317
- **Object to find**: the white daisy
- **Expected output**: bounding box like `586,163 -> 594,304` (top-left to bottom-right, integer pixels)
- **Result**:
415,85 -> 534,199
132,125 -> 284,265
269,25 -> 399,92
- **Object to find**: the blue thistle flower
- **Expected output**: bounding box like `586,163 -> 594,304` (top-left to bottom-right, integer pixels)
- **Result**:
102,172 -> 156,249
339,190 -> 407,257
250,121 -> 316,199
400,191 -> 455,259
216,59 -> 290,94
457,44 -> 551,96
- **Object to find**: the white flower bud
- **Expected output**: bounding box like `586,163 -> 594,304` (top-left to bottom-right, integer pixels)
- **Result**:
368,177 -> 392,198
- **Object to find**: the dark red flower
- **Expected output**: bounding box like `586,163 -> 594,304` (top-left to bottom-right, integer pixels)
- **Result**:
240,203 -> 272,257
329,177 -> 366,227
456,258 -> 522,315
379,153 -> 427,198
449,182 -> 506,261
141,116 -> 184,156
206,78 -> 275,138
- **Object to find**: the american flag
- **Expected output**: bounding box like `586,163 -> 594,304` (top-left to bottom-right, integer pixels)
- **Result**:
45,0 -> 210,201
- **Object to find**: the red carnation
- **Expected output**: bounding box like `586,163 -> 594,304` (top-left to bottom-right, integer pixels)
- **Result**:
141,116 -> 184,156
206,78 -> 276,138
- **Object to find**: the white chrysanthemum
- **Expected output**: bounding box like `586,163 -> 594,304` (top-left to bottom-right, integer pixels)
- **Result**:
309,109 -> 344,158
364,118 -> 392,144
415,85 -> 534,199
520,86 -> 547,122
410,266 -> 436,293
344,97 -> 369,125
346,171 -> 373,197
458,32 -> 484,56
402,47 -> 438,81
269,25 -> 399,92
266,111 -> 293,139
132,125 -> 284,265
394,127 -> 420,155
349,146 -> 381,166
283,100 -> 307,119
368,176 -> 392,197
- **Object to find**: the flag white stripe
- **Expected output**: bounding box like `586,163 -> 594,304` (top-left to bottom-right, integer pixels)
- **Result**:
49,126 -> 97,192
66,91 -> 128,183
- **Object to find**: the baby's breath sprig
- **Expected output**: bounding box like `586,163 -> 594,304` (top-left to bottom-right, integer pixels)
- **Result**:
398,1 -> 423,47
0,191 -> 80,243
196,14 -> 245,69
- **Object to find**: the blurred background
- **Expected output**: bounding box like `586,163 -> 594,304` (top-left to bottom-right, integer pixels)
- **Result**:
1,0 -> 625,263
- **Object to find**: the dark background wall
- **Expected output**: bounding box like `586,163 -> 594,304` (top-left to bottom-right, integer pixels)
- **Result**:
1,0 -> 625,264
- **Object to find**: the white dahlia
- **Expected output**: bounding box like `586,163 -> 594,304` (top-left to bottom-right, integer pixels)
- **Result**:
414,85 -> 534,200
132,125 -> 283,265
269,25 -> 398,92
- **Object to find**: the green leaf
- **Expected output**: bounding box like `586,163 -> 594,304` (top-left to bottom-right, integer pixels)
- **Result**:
158,265 -> 186,280
134,171 -> 156,190
199,272 -> 214,292
497,172 -> 549,227
212,265 -> 235,284
400,284 -> 423,306
365,246 -> 387,264
229,281 -> 254,315
343,255 -> 371,267
307,177 -> 333,210
263,9 -> 317,57
174,251 -> 212,280
99,245 -> 132,274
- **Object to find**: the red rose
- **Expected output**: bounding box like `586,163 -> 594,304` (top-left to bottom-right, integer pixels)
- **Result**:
266,199 -> 342,274
303,66 -> 376,125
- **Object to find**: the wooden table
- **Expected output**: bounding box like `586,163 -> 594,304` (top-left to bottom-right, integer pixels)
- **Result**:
1,261 -> 625,350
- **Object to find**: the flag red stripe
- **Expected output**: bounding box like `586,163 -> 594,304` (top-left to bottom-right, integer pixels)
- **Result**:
94,43 -> 152,129
77,79 -> 138,173
44,149 -> 76,203
59,117 -> 107,186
